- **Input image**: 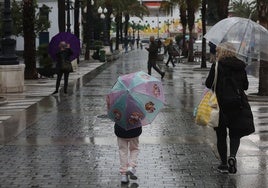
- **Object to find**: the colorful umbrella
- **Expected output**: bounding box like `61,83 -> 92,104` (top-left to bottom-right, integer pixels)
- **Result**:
106,71 -> 165,130
48,32 -> 81,61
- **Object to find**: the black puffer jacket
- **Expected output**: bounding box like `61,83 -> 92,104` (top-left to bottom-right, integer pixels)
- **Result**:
205,57 -> 255,138
114,123 -> 142,138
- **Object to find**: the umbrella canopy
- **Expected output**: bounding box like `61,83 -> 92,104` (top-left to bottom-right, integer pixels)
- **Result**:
204,17 -> 268,61
48,32 -> 81,61
106,71 -> 165,130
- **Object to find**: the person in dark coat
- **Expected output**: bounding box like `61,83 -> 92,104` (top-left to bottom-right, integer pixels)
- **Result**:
114,123 -> 142,184
205,42 -> 255,174
52,41 -> 73,95
165,40 -> 175,67
146,36 -> 165,79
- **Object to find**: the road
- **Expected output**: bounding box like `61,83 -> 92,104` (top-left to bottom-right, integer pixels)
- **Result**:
0,49 -> 267,188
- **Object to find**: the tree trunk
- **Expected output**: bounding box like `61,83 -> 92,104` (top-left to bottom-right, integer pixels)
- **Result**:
201,0 -> 207,68
124,14 -> 130,38
74,0 -> 80,63
187,7 -> 195,62
217,0 -> 230,19
74,0 -> 80,39
23,0 -> 37,79
257,0 -> 268,95
115,14 -> 121,50
58,0 -> 65,32
179,6 -> 187,57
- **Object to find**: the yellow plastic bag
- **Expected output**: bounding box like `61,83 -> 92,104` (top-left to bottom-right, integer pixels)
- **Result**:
195,90 -> 219,127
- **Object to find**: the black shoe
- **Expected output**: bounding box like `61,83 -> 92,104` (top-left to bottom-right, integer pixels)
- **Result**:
217,164 -> 229,174
228,157 -> 237,174
165,64 -> 169,67
52,91 -> 58,95
161,72 -> 165,79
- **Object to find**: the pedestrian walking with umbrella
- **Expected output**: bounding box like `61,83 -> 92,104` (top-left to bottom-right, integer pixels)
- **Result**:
107,71 -> 165,183
203,16 -> 268,174
49,32 -> 81,95
205,42 -> 255,174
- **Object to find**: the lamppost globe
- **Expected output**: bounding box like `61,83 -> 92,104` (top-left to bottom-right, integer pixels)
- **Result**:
98,6 -> 103,14
103,8 -> 108,14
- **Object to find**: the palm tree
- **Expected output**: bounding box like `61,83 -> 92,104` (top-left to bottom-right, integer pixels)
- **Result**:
257,0 -> 268,95
231,0 -> 257,20
216,0 -> 230,20
58,0 -> 65,32
178,0 -> 188,57
201,0 -> 207,68
161,0 -> 188,57
122,0 -> 149,42
186,0 -> 201,62
23,0 -> 38,79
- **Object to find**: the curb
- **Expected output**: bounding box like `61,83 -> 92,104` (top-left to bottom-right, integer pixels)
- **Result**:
247,93 -> 268,102
0,97 -> 7,106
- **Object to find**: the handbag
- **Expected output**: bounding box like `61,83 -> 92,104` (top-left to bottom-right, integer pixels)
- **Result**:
195,62 -> 219,127
61,61 -> 73,72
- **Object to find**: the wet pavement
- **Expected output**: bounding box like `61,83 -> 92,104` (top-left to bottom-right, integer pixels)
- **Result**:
0,50 -> 267,188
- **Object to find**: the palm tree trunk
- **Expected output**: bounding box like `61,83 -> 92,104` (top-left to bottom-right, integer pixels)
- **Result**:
187,6 -> 195,62
58,0 -> 65,32
74,0 -> 80,63
217,0 -> 230,19
257,0 -> 268,95
201,0 -> 207,68
179,4 -> 187,57
23,0 -> 37,79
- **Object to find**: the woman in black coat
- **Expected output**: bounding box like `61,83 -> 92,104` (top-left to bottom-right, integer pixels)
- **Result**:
52,41 -> 73,95
205,42 -> 255,174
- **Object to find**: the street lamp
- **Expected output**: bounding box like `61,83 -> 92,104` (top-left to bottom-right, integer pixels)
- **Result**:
0,0 -> 19,65
165,19 -> 171,37
83,0 -> 94,60
65,0 -> 73,32
98,6 -> 109,45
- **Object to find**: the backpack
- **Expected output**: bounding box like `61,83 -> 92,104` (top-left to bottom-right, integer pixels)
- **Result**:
220,71 -> 242,111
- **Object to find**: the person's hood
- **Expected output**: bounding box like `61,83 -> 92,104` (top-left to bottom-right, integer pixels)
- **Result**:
219,57 -> 246,71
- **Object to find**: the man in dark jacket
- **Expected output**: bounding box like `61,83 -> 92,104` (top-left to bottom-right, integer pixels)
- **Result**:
146,36 -> 165,79
205,42 -> 254,174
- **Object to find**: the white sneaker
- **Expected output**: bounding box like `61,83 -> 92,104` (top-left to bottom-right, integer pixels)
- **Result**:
127,167 -> 137,180
121,174 -> 129,184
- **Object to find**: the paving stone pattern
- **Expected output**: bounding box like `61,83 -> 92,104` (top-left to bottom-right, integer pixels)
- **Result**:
0,50 -> 267,188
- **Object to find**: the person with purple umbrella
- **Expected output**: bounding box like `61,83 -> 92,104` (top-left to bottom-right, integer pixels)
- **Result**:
52,41 -> 73,95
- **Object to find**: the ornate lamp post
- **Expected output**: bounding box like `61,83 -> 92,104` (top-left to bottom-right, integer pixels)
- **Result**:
165,19 -> 171,37
65,0 -> 73,32
0,0 -> 18,65
98,6 -> 109,46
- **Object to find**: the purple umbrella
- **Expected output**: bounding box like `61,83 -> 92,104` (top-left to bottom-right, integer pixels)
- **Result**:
48,32 -> 81,61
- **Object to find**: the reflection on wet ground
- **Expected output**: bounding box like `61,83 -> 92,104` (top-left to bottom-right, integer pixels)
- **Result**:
0,50 -> 267,187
